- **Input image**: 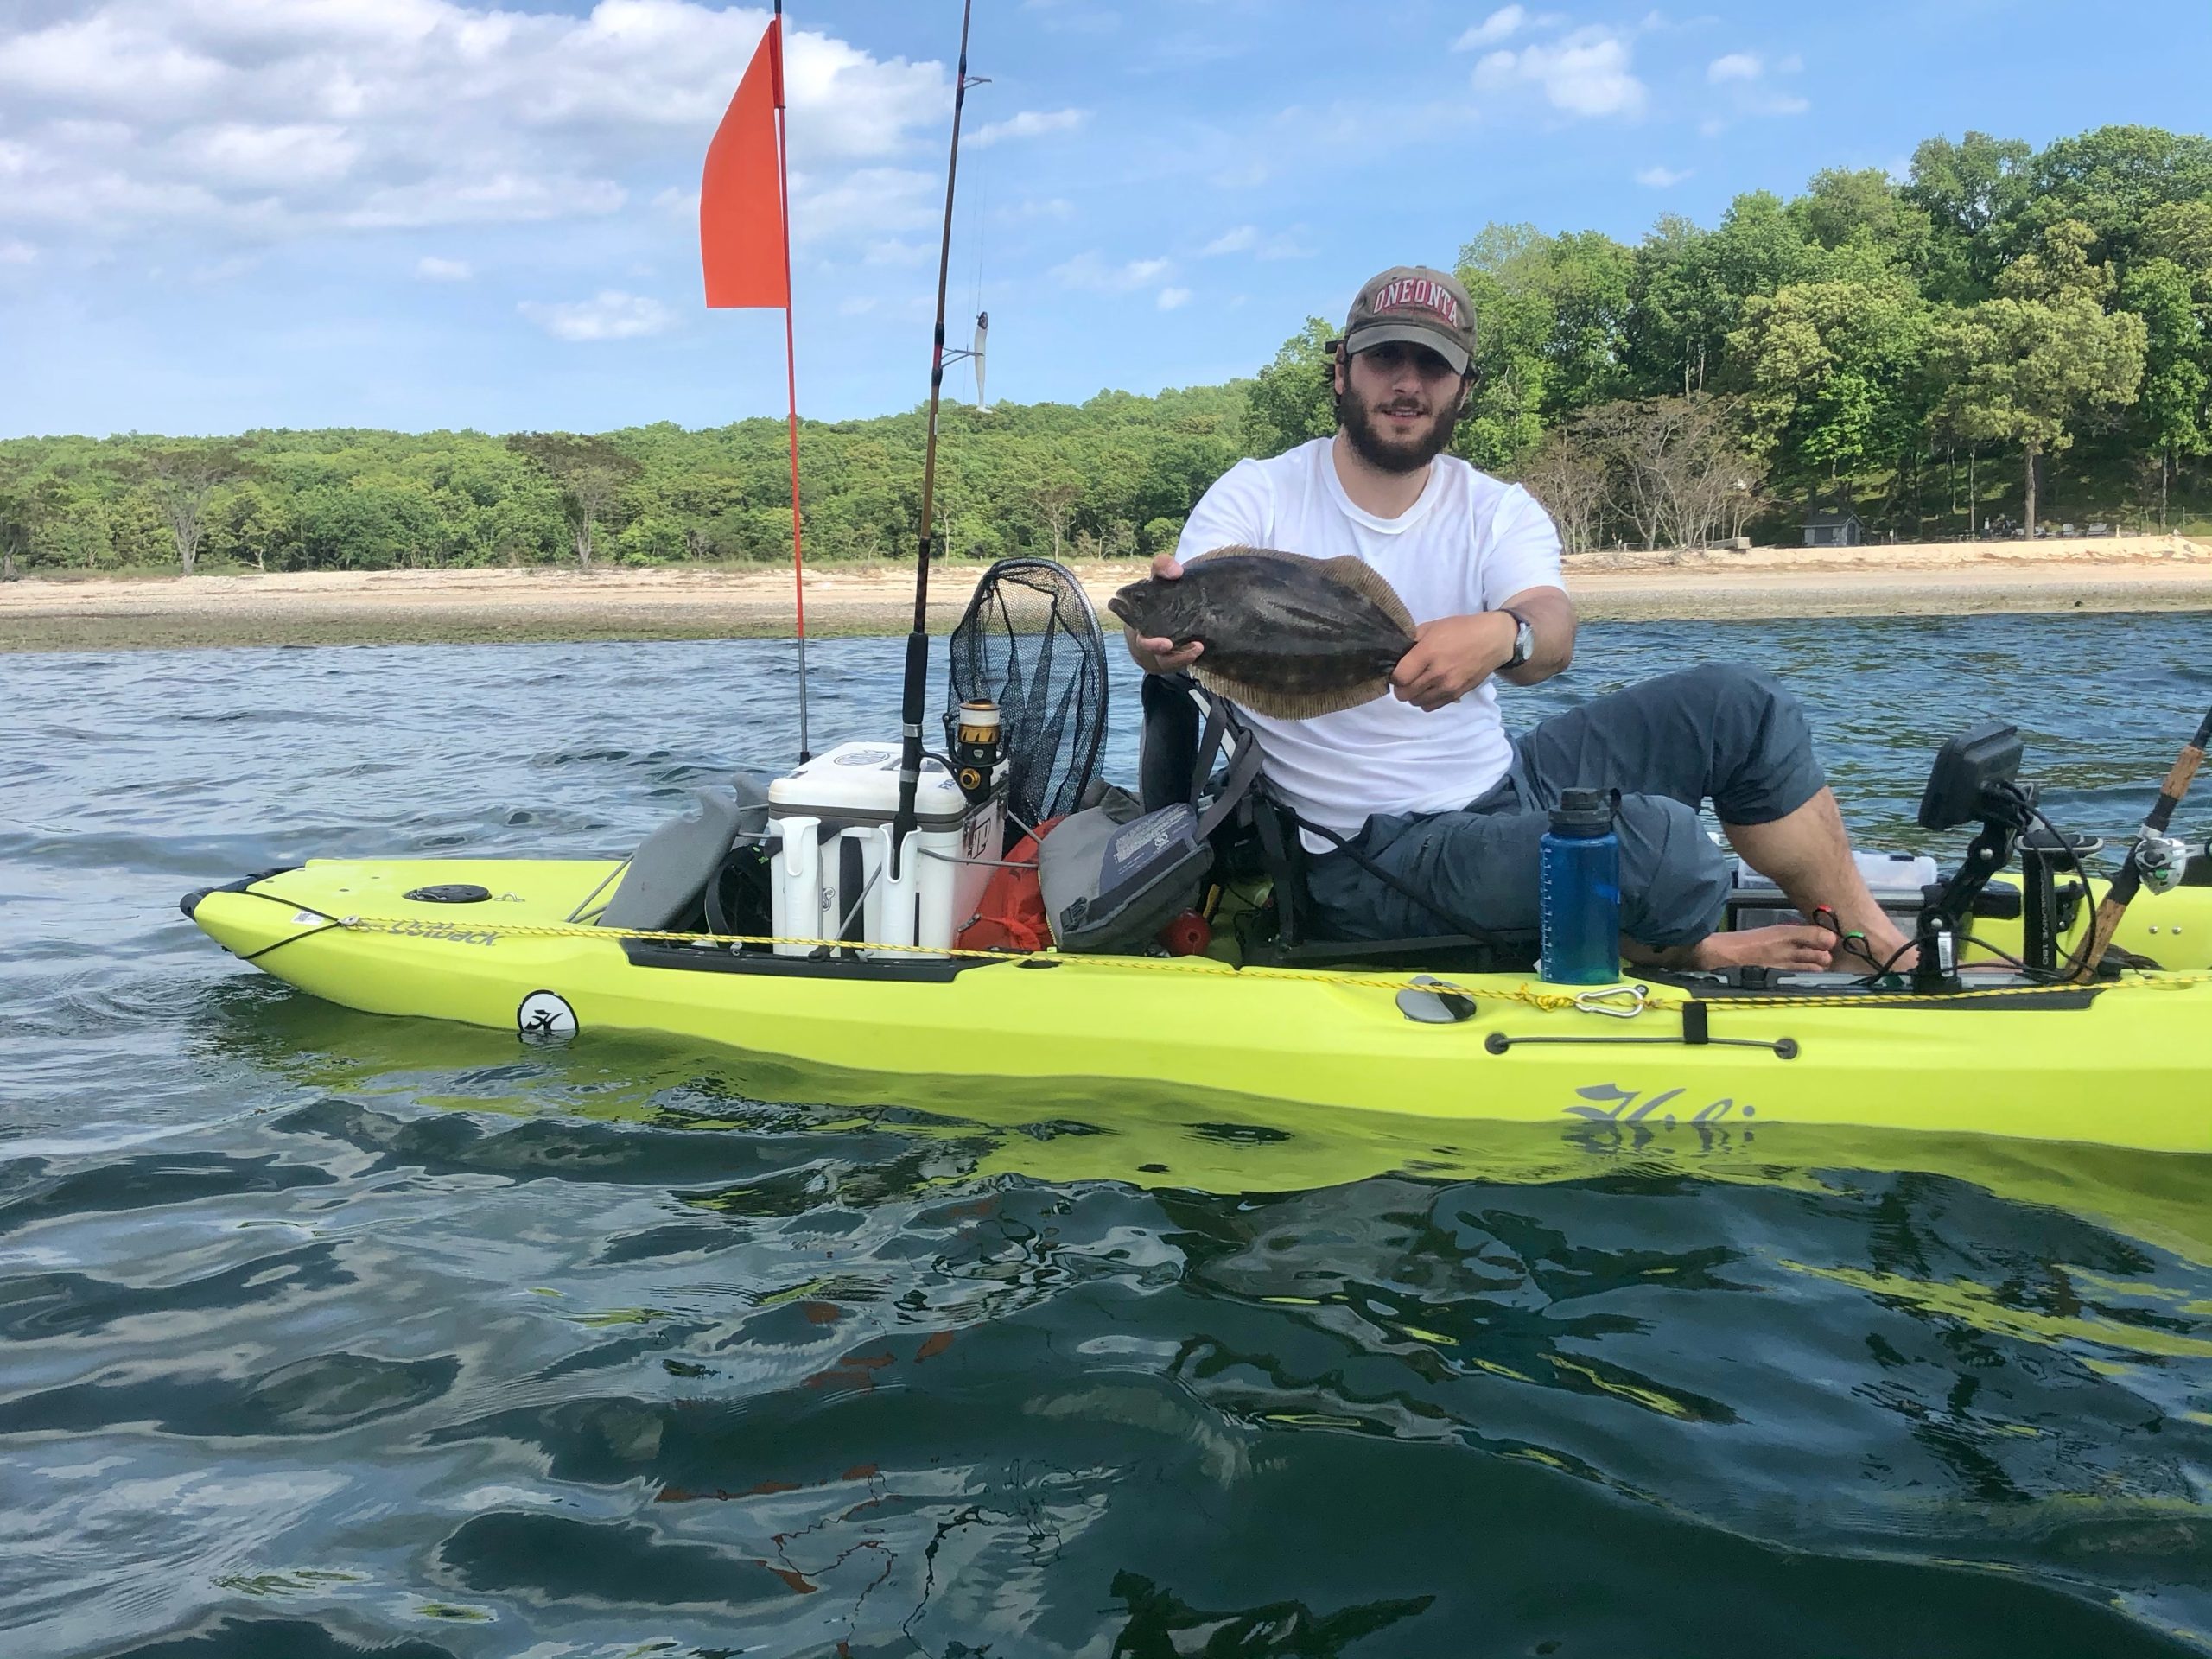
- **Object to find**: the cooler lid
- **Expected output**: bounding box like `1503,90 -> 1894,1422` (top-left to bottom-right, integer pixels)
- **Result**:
768,741 -> 971,824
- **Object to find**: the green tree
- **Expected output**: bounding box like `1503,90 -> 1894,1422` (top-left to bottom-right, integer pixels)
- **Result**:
1729,275 -> 1932,480
1458,222 -> 1636,418
2120,257 -> 2211,524
1904,130 -> 2032,297
2024,125 -> 2212,263
207,479 -> 289,571
1790,168 -> 1934,270
505,433 -> 642,568
0,465 -> 36,580
1929,221 -> 2147,531
138,440 -> 252,575
1626,196 -> 1823,397
2142,200 -> 2212,272
1243,318 -> 1337,456
295,480 -> 443,569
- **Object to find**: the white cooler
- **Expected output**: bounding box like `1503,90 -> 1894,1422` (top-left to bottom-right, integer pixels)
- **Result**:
767,741 -> 1003,959
1729,849 -> 1941,931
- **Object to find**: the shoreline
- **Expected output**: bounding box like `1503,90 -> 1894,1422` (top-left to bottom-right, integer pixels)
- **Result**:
3,535 -> 2209,652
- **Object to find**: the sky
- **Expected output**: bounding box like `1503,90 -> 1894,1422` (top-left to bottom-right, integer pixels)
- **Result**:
3,0 -> 2209,441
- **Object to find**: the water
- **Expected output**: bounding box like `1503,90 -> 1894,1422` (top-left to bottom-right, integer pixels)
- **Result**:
4,615 -> 2212,1657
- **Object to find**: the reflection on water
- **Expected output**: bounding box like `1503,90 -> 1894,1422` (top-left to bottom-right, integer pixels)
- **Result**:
4,618 -> 2212,1656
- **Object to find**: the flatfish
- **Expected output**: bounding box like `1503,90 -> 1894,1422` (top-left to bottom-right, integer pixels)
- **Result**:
1107,546 -> 1417,720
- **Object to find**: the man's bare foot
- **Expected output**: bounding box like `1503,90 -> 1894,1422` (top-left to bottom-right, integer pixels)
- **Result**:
1688,925 -> 1837,971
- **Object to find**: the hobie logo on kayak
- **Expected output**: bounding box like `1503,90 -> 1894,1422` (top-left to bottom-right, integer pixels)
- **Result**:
518,990 -> 577,1040
1566,1084 -> 1756,1126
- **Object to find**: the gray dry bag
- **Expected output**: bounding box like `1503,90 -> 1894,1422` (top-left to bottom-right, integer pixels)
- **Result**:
1033,690 -> 1262,953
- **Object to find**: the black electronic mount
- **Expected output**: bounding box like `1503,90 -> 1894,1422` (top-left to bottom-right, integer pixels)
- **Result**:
1910,721 -> 2098,990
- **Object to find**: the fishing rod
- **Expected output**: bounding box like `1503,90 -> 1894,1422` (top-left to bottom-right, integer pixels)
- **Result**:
2068,700 -> 2212,983
774,0 -> 810,764
888,0 -> 977,880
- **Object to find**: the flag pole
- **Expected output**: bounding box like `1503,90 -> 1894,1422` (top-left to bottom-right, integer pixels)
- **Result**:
772,0 -> 810,763
887,0 -> 976,879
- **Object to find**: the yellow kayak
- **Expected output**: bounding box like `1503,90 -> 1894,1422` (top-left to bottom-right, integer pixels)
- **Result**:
184,855 -> 2212,1154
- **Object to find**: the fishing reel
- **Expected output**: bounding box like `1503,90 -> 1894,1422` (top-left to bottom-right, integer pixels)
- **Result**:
950,699 -> 1002,804
2133,833 -> 2191,895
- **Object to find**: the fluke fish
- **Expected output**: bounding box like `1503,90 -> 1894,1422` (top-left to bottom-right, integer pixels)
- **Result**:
1107,546 -> 1418,720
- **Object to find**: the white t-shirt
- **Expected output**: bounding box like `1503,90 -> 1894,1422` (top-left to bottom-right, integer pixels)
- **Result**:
1173,436 -> 1565,838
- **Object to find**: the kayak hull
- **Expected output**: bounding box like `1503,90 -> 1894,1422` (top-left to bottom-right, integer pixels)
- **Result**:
187,857 -> 2212,1154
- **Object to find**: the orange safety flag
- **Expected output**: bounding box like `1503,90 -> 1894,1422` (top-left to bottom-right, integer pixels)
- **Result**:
699,21 -> 788,308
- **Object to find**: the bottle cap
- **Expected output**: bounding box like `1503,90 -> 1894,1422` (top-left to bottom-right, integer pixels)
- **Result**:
1549,787 -> 1614,833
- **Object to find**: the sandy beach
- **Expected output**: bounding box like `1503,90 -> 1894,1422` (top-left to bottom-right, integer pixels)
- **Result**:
3,534 -> 2209,652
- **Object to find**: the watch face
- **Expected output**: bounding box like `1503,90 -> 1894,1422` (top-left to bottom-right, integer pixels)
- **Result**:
1512,617 -> 1534,665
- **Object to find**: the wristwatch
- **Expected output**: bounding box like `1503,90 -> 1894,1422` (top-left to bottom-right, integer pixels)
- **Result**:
1500,607 -> 1535,671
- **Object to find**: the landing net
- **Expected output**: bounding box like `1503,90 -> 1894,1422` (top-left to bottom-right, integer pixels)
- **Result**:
944,556 -> 1108,836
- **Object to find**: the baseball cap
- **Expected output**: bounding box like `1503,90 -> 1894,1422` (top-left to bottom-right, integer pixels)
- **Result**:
1340,265 -> 1477,374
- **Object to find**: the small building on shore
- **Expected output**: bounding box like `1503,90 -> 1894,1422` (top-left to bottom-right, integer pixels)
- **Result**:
1804,506 -> 1865,548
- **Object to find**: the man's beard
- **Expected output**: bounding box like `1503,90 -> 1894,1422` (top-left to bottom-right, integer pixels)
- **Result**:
1338,386 -> 1463,474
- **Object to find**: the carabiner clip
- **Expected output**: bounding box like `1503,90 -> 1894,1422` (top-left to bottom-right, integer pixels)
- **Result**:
1573,983 -> 1648,1020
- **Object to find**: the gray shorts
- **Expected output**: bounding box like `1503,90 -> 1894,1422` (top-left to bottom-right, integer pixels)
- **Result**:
1305,664 -> 1828,948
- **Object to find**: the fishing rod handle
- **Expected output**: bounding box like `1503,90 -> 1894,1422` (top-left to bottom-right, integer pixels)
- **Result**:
2069,717 -> 2211,982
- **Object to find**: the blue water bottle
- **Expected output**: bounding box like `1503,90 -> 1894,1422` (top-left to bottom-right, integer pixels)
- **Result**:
1540,788 -> 1621,984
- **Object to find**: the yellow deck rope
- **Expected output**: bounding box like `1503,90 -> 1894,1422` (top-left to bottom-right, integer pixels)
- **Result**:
309,908 -> 2212,1014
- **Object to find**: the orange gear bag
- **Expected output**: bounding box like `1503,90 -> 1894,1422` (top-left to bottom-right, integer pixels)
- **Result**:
957,817 -> 1061,952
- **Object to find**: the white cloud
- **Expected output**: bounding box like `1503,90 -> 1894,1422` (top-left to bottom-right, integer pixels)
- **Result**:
0,2 -> 954,255
190,251 -> 258,283
416,254 -> 472,280
791,165 -> 936,245
1156,286 -> 1192,310
342,171 -> 626,231
1473,28 -> 1644,118
518,289 -> 675,342
0,237 -> 34,264
1201,223 -> 1312,260
861,238 -> 929,265
968,107 -> 1085,149
1451,6 -> 1526,49
174,122 -> 362,186
836,295 -> 878,315
1635,165 -> 1691,187
1050,251 -> 1172,293
1211,161 -> 1270,189
1702,48 -> 1810,119
0,11 -> 226,116
995,195 -> 1073,222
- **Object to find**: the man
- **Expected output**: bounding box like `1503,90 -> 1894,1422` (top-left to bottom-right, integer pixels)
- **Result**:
1125,264 -> 1913,973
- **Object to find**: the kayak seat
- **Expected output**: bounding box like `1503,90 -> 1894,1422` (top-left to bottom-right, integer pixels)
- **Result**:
598,776 -> 770,932
1237,782 -> 1534,973
1138,674 -> 1532,973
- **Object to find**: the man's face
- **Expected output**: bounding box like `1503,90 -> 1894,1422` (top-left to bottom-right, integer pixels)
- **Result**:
1335,340 -> 1468,474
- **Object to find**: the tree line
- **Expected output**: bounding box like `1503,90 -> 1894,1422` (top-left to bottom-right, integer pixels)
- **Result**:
1249,125 -> 2212,550
3,124 -> 2209,579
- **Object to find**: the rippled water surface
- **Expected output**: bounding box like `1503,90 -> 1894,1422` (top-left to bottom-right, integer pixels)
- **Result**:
6,615 -> 2212,1657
